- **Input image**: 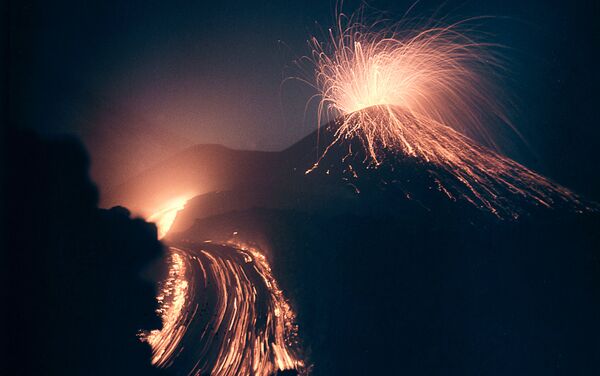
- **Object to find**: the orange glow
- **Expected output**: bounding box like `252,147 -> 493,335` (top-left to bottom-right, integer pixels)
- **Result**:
147,196 -> 189,239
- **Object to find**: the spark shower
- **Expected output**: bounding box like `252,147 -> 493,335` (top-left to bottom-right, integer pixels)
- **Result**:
303,12 -> 593,218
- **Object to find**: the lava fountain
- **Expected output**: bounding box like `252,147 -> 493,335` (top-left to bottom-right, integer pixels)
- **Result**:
305,12 -> 593,217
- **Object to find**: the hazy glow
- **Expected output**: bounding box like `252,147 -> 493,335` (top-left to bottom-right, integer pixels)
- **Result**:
147,197 -> 189,239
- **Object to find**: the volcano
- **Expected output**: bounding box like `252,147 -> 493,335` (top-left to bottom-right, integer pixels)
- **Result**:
105,111 -> 600,375
103,107 -> 594,224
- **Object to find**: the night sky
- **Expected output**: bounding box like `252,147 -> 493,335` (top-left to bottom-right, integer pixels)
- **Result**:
7,0 -> 600,200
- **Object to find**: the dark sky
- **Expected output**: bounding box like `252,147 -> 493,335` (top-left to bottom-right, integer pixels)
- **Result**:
7,0 -> 600,200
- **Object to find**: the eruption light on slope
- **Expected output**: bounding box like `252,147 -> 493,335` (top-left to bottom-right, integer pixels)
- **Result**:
147,196 -> 190,239
305,12 -> 593,217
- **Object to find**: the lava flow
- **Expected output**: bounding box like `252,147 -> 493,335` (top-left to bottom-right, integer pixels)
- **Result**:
304,12 -> 593,217
142,243 -> 304,376
141,195 -> 304,375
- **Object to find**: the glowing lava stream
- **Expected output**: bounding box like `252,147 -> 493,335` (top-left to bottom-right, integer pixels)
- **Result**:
144,244 -> 304,375
142,243 -> 304,376
143,199 -> 304,375
142,198 -> 304,376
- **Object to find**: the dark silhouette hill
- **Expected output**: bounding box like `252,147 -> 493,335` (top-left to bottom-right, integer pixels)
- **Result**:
2,129 -> 165,375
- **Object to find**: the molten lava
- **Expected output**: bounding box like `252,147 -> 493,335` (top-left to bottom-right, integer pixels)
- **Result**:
142,244 -> 304,376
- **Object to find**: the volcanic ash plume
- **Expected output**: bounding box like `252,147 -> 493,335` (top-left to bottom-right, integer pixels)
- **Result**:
306,13 -> 594,218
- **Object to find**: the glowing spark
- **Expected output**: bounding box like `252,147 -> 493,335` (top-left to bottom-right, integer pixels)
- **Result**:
305,12 -> 593,217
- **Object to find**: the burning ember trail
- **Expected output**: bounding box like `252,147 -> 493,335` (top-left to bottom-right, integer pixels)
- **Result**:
305,13 -> 593,217
142,243 -> 304,375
